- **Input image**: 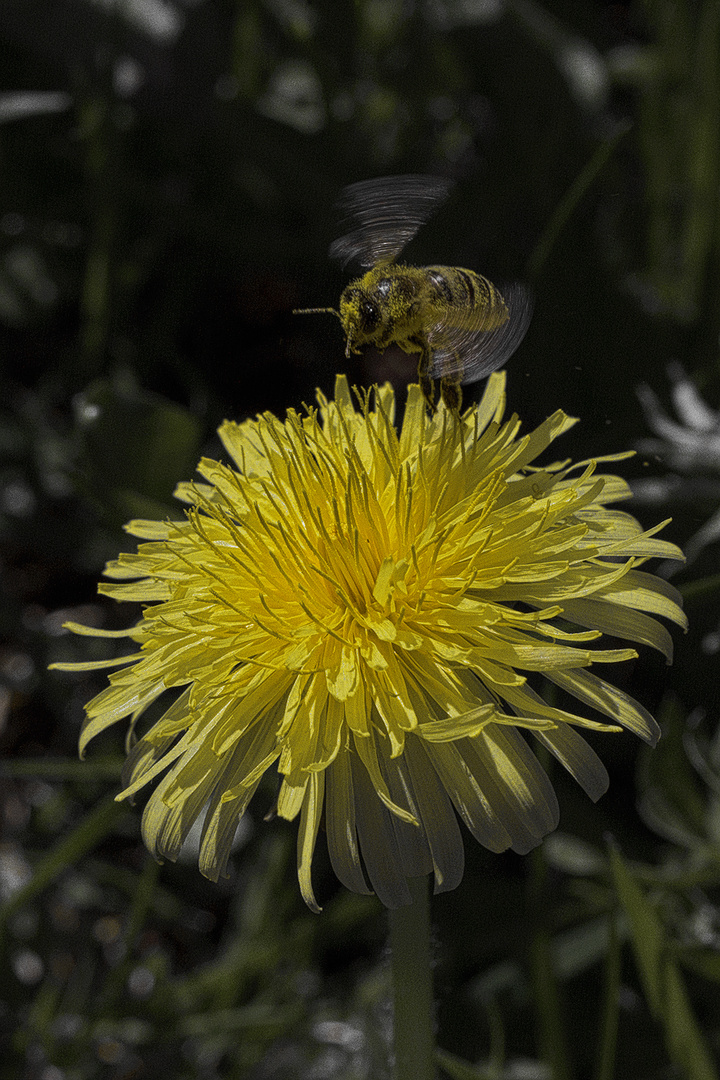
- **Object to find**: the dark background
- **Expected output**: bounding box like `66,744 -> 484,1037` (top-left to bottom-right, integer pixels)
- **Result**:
1,2 -> 720,1078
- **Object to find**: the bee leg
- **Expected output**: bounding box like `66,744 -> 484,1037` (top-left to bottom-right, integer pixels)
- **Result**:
440,376 -> 462,413
412,337 -> 436,413
419,371 -> 436,414
439,347 -> 463,412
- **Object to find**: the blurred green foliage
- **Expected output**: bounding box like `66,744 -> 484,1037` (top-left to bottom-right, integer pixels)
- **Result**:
1,0 -> 720,1077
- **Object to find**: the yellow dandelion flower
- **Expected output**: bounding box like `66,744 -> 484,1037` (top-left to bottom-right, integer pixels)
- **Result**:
52,373 -> 686,910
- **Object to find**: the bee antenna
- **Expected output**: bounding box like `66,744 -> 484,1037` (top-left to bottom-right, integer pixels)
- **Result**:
293,306 -> 341,318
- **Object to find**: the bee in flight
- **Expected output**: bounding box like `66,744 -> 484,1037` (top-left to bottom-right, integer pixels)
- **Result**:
294,174 -> 532,411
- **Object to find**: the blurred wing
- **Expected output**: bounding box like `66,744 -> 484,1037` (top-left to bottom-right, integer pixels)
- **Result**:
329,174 -> 453,269
428,283 -> 533,385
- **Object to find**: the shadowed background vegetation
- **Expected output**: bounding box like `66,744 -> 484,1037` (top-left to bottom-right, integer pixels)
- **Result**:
1,1 -> 720,1077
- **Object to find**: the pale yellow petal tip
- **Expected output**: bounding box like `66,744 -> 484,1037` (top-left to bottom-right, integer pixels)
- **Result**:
300,874 -> 323,915
57,370 -> 683,909
63,620 -> 138,639
483,369 -> 507,419
333,372 -> 352,401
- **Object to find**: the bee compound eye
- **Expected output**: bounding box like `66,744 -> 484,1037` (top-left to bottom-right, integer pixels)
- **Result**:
360,299 -> 379,327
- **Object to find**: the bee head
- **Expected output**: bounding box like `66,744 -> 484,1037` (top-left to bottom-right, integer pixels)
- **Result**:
339,285 -> 381,354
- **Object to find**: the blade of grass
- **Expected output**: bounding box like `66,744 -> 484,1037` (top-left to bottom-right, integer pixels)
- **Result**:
0,797 -> 126,944
592,907 -> 622,1080
527,121 -> 632,280
1,757 -> 124,780
610,844 -> 718,1080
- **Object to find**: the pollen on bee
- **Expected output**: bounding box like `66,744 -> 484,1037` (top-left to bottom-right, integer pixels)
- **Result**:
295,174 -> 532,417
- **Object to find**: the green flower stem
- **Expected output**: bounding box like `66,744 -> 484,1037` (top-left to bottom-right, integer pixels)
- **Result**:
593,907 -> 621,1080
388,875 -> 436,1080
528,845 -> 572,1080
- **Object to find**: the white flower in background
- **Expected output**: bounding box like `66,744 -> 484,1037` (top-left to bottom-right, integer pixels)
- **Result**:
636,362 -> 720,569
636,363 -> 720,653
637,363 -> 720,474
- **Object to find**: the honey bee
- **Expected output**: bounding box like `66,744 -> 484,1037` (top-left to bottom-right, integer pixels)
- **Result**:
294,174 -> 532,411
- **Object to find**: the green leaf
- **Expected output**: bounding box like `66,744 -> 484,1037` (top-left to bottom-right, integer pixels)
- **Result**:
678,947 -> 720,985
543,832 -> 606,877
436,1048 -> 502,1080
0,797 -> 127,943
552,915 -> 615,981
610,846 -> 718,1080
637,696 -> 709,848
681,573 -> 720,603
74,373 -> 203,525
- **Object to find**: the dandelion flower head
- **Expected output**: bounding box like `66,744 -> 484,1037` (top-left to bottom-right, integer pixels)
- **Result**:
54,374 -> 686,910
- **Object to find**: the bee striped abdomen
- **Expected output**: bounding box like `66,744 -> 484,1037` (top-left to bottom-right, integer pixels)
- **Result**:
426,268 -> 455,305
425,266 -> 504,327
455,269 -> 477,305
295,174 -> 531,412
427,266 -> 478,308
